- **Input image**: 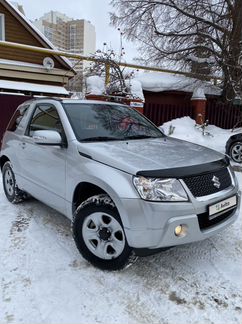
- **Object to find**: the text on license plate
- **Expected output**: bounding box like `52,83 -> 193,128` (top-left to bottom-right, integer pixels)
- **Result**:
209,195 -> 237,218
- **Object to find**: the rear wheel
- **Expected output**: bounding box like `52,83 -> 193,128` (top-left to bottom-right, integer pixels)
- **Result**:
72,194 -> 136,270
229,141 -> 242,163
2,161 -> 26,203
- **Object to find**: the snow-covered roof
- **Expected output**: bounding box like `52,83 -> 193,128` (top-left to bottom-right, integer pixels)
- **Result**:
0,79 -> 69,95
135,71 -> 221,96
4,0 -> 73,70
86,75 -> 145,101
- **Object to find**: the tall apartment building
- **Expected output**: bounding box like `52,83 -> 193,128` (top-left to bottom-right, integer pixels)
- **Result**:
33,11 -> 96,91
10,1 -> 25,15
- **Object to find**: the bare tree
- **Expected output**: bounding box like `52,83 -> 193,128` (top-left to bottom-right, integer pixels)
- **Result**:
85,48 -> 136,96
110,0 -> 242,102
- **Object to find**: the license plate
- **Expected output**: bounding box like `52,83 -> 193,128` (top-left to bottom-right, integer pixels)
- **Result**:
209,196 -> 237,219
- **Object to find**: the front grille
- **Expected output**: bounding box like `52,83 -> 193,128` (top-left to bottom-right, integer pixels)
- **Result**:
197,207 -> 236,230
183,167 -> 232,197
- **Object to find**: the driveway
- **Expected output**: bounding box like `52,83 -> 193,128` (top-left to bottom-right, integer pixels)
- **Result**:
0,174 -> 241,324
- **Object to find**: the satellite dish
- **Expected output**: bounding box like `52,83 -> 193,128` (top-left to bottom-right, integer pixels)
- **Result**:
43,57 -> 55,71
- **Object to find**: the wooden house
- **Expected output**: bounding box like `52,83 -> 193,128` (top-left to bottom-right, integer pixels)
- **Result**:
0,0 -> 75,139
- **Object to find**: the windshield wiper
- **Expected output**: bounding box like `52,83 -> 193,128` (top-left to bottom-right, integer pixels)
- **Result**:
125,135 -> 159,140
80,136 -> 122,142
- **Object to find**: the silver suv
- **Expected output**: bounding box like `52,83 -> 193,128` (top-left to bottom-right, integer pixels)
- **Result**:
0,98 -> 240,270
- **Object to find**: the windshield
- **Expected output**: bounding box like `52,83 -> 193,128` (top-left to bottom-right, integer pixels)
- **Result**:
63,103 -> 165,142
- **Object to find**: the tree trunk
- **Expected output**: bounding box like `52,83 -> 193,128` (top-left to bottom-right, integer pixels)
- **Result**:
222,0 -> 242,102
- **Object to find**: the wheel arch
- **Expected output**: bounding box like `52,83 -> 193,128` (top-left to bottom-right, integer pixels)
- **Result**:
226,136 -> 242,152
0,155 -> 10,171
72,182 -> 107,214
72,184 -> 135,270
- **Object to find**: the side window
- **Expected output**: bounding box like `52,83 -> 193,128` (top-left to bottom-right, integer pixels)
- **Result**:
7,105 -> 30,132
0,14 -> 5,41
27,105 -> 64,137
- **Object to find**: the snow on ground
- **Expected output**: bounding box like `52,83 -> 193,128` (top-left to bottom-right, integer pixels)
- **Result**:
0,119 -> 242,324
161,116 -> 241,154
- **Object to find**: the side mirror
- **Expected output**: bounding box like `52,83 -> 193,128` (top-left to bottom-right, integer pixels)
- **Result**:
32,130 -> 63,146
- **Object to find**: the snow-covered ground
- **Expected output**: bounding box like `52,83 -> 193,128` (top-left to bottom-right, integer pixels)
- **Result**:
161,116 -> 241,154
0,118 -> 241,324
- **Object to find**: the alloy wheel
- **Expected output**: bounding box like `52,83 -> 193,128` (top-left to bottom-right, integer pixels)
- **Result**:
231,142 -> 242,163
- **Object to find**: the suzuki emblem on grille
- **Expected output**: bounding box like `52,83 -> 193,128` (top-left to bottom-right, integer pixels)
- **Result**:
212,175 -> 221,189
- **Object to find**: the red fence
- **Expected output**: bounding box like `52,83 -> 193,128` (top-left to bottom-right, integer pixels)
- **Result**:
206,101 -> 241,129
144,96 -> 241,129
144,103 -> 193,126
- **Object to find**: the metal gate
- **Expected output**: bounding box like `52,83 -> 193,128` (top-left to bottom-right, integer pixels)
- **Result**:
144,102 -> 193,126
0,94 -> 32,140
144,97 -> 241,129
206,101 -> 241,129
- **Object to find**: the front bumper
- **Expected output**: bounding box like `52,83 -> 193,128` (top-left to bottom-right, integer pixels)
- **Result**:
121,185 -> 241,250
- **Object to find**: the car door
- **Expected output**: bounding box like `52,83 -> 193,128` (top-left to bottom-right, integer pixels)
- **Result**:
19,103 -> 67,214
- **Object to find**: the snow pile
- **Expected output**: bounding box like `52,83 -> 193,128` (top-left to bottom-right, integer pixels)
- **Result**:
126,79 -> 145,101
191,87 -> 206,100
70,92 -> 84,99
85,75 -> 145,101
86,75 -> 105,95
135,71 -> 221,96
161,116 -> 241,154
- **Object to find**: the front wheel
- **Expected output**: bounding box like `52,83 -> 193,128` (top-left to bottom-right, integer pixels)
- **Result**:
72,194 -> 136,270
2,161 -> 26,203
229,141 -> 242,163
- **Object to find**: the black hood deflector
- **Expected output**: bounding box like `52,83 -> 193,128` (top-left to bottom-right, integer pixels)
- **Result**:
136,157 -> 230,178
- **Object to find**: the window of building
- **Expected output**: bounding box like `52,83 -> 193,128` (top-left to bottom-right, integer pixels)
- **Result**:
69,24 -> 76,49
44,26 -> 53,41
0,13 -> 5,40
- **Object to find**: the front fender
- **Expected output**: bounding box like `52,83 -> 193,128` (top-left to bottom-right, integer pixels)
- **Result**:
66,155 -> 139,227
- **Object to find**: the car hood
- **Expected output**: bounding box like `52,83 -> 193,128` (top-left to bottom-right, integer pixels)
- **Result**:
77,137 -> 226,176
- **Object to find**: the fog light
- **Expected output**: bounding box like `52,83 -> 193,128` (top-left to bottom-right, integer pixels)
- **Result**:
174,225 -> 187,237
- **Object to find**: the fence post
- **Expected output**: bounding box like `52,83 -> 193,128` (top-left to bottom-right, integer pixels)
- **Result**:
191,87 -> 207,124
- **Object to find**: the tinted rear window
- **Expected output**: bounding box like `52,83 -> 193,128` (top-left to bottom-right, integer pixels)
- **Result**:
7,105 -> 29,132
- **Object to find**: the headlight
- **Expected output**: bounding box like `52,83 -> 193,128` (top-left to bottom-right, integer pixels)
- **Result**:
133,176 -> 188,201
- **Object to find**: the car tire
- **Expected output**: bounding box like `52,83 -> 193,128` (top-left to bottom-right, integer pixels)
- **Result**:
72,194 -> 136,270
2,161 -> 27,203
229,141 -> 242,163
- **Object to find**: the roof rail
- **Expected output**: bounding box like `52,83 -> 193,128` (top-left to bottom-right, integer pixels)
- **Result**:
31,97 -> 64,102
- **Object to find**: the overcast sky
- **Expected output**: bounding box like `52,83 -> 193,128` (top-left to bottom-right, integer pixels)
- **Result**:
18,0 -> 139,62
